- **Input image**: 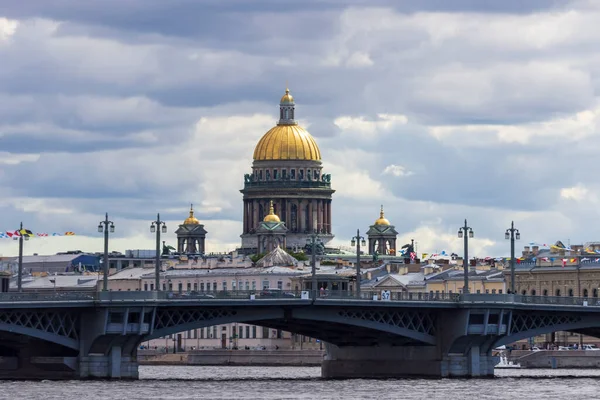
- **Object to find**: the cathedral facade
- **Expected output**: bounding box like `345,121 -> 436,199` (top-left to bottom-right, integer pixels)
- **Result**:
240,88 -> 334,252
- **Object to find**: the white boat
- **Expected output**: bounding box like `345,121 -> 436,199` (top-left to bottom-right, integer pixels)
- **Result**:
495,353 -> 521,369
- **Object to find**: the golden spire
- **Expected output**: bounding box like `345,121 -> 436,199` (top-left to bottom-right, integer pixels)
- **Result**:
183,203 -> 200,225
263,200 -> 281,223
374,204 -> 390,226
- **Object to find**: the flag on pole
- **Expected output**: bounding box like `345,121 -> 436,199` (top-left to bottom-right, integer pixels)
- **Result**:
64,232 -> 75,236
19,229 -> 33,237
36,233 -> 49,237
562,258 -> 567,267
422,253 -> 428,260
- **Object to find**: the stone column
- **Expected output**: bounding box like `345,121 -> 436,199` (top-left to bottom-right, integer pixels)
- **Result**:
308,200 -> 313,232
327,201 -> 332,234
252,200 -> 259,232
317,200 -> 323,233
287,200 -> 292,228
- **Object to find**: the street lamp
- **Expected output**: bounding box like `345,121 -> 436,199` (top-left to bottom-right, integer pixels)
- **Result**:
457,219 -> 474,294
16,222 -> 30,292
98,213 -> 115,292
505,221 -> 520,294
350,229 -> 366,299
151,214 -> 167,292
306,232 -> 322,299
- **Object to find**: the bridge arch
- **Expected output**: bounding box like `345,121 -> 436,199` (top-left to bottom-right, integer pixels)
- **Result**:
142,305 -> 437,346
0,310 -> 79,350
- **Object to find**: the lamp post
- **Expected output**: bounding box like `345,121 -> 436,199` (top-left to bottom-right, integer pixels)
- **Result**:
350,230 -> 366,299
457,219 -> 474,294
16,222 -> 30,292
505,221 -> 520,294
150,214 -> 167,292
97,213 -> 115,292
306,232 -> 322,299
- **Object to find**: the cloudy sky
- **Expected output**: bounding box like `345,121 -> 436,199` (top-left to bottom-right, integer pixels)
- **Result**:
0,0 -> 599,258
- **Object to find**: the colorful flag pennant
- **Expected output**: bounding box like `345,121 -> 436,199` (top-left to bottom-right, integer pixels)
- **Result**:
64,232 -> 75,236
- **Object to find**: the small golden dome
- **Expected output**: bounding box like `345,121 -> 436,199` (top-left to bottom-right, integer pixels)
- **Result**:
263,201 -> 281,223
253,125 -> 321,161
280,87 -> 294,104
374,205 -> 390,226
183,204 -> 200,225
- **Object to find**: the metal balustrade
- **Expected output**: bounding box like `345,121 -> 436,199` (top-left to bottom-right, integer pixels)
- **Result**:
0,290 -> 598,306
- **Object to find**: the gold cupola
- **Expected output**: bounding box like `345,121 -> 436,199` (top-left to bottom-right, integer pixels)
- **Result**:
253,87 -> 321,161
280,87 -> 294,104
374,205 -> 390,226
263,200 -> 281,223
183,204 -> 200,225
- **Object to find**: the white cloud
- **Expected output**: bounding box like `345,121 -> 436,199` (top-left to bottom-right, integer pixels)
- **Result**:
560,184 -> 593,202
334,113 -> 408,136
0,18 -> 18,41
382,164 -> 413,177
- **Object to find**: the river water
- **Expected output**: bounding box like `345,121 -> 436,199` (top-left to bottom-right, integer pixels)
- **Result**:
2,366 -> 600,399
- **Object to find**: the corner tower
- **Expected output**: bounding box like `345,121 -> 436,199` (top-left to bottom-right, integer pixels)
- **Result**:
175,204 -> 207,254
366,205 -> 398,255
240,88 -> 335,253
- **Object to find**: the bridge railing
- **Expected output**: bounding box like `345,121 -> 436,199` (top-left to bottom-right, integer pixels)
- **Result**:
0,291 -> 96,302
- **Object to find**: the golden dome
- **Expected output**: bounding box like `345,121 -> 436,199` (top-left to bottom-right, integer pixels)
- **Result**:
280,88 -> 294,104
374,205 -> 390,226
183,204 -> 200,225
263,201 -> 281,223
253,125 -> 321,161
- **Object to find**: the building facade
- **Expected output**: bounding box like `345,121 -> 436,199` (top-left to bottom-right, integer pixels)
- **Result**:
240,88 -> 335,253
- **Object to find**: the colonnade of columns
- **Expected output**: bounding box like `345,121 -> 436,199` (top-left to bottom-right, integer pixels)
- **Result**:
243,198 -> 332,234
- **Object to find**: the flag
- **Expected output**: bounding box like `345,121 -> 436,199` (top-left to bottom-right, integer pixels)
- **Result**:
570,258 -> 577,263
0,233 -> 7,239
562,258 -> 567,267
422,253 -> 428,260
64,232 -> 75,236
52,233 -> 62,236
6,230 -> 19,238
410,252 -> 416,260
36,233 -> 48,237
19,229 -> 33,237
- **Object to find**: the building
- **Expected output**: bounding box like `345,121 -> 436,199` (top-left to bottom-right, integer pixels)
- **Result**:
240,88 -> 335,253
5,252 -> 99,275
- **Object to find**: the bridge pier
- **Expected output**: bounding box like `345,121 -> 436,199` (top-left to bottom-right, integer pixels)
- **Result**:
322,344 -> 494,378
78,353 -> 139,379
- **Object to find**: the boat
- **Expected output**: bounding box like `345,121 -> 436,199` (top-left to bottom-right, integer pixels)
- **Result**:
495,352 -> 521,369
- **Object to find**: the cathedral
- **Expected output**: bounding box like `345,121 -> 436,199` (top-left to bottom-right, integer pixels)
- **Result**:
239,88 -> 335,253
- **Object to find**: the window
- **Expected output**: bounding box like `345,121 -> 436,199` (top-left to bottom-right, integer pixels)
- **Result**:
178,283 -> 183,293
584,288 -> 589,298
213,282 -> 217,291
239,281 -> 243,290
193,329 -> 198,339
556,289 -> 561,296
150,283 -> 154,291
485,289 -> 489,294
163,283 -> 166,291
568,288 -> 574,297
521,290 -> 526,295
299,169 -> 304,180
291,169 -> 296,180
144,283 -> 148,291
187,330 -> 192,339
239,326 -> 243,339
531,289 -> 536,296
277,281 -> 283,290
194,283 -> 198,291
314,170 -> 318,180
259,170 -> 263,180
273,169 -> 278,180
200,328 -> 204,339
491,289 -> 496,294
245,281 -> 250,290
262,326 -> 269,338
594,289 -> 598,298
282,170 -> 287,179
252,326 -> 257,338
212,326 -> 217,338
187,283 -> 191,292
200,282 -> 205,292
168,282 -> 173,291
476,290 -> 481,294
223,281 -> 227,291
263,280 -> 269,289
246,326 -> 250,338
252,281 -> 256,290
232,281 -> 236,290
499,289 -> 503,294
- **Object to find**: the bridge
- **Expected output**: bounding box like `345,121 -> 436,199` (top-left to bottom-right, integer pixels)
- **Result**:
0,290 -> 599,379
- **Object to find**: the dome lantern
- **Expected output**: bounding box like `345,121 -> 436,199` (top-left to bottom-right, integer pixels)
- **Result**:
183,204 -> 200,225
374,205 -> 390,226
263,200 -> 281,223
